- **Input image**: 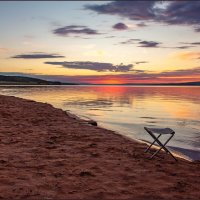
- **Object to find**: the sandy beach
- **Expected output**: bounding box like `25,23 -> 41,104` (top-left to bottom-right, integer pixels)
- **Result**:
0,94 -> 199,199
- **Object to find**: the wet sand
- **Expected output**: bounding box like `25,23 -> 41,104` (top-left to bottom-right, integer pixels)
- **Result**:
0,94 -> 199,199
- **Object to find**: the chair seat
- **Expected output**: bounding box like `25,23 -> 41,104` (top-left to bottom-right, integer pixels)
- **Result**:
144,127 -> 174,135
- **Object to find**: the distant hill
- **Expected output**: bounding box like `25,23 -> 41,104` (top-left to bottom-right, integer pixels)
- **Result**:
86,82 -> 200,86
170,81 -> 200,86
123,82 -> 200,86
0,75 -> 77,85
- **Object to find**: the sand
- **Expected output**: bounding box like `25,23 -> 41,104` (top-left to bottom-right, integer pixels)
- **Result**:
0,94 -> 199,199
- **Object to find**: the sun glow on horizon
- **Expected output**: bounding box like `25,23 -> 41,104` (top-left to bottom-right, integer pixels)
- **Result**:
91,79 -> 125,85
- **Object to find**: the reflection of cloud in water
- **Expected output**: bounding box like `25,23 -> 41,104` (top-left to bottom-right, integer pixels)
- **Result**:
177,120 -> 187,127
147,121 -> 157,124
89,108 -> 114,111
63,98 -> 114,108
63,97 -> 132,109
3,86 -> 200,105
140,117 -> 156,119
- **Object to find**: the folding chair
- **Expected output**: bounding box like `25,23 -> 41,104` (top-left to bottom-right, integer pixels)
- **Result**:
144,127 -> 177,161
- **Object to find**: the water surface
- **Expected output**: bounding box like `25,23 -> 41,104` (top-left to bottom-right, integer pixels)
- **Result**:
0,85 -> 200,160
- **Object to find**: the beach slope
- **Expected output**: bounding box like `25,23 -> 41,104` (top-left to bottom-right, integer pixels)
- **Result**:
0,95 -> 199,199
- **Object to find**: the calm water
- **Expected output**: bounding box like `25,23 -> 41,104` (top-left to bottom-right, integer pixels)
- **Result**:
0,85 -> 200,161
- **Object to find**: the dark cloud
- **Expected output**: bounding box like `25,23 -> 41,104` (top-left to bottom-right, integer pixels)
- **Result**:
173,42 -> 200,49
137,22 -> 147,27
138,41 -> 161,48
120,39 -> 141,44
162,2 -> 200,26
195,27 -> 200,32
0,72 -> 32,77
2,66 -> 200,84
11,53 -> 65,59
53,25 -> 100,36
171,46 -> 194,49
120,39 -> 161,48
158,67 -> 200,77
181,42 -> 200,45
40,66 -> 200,83
178,46 -> 193,49
190,42 -> 200,45
121,39 -> 193,49
85,1 -> 200,32
45,61 -> 134,72
72,35 -> 93,39
135,61 -> 148,65
105,36 -> 116,38
95,67 -> 200,81
113,23 -> 128,30
85,1 -> 156,21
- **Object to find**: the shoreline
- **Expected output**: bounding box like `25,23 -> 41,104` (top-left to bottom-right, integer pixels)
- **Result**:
0,94 -> 200,199
1,84 -> 200,87
65,109 -> 193,162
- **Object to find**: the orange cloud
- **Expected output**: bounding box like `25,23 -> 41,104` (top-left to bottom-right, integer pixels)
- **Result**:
0,47 -> 9,53
173,51 -> 200,60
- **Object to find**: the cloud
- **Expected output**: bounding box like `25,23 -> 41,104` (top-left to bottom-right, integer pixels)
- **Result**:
137,22 -> 147,27
0,47 -> 9,53
85,1 -> 200,32
159,67 -> 200,77
112,23 -> 128,30
120,39 -> 141,45
163,45 -> 195,49
11,53 -> 65,59
173,51 -> 200,60
138,40 -> 161,48
0,72 -> 31,77
195,27 -> 200,32
172,46 -> 194,49
120,39 -> 193,49
40,66 -> 200,83
162,2 -> 200,27
120,39 -> 161,47
45,61 -> 134,72
181,42 -> 200,46
85,1 -> 156,21
53,25 -> 101,36
168,42 -> 200,49
105,36 -> 116,38
135,61 -> 148,65
2,66 -> 200,84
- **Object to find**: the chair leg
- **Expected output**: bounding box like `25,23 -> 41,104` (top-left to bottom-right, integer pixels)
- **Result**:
152,134 -> 174,155
146,131 -> 170,153
145,130 -> 177,161
167,149 -> 178,161
145,134 -> 161,153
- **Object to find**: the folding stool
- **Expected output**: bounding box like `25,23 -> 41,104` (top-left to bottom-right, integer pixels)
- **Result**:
144,127 -> 177,161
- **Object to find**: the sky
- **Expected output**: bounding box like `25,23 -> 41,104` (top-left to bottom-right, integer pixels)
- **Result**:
0,1 -> 200,84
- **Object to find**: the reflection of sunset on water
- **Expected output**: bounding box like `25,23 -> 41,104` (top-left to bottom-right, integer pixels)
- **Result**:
0,85 -> 200,160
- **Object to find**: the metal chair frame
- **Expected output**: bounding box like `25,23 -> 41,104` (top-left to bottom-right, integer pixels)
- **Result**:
144,127 -> 177,161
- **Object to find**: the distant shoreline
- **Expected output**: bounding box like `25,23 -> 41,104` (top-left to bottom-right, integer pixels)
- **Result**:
1,84 -> 200,86
1,75 -> 200,86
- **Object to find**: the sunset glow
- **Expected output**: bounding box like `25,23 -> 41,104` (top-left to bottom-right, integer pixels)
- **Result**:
0,1 -> 200,84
